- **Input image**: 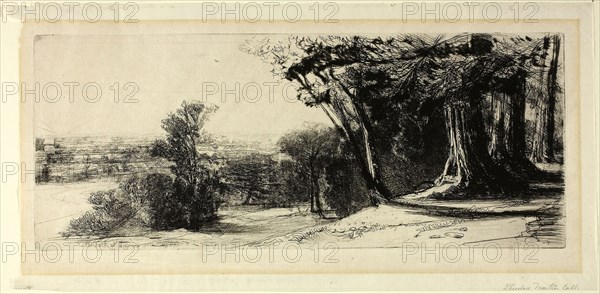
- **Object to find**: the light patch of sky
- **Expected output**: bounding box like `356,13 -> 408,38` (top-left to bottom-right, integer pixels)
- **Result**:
32,34 -> 331,139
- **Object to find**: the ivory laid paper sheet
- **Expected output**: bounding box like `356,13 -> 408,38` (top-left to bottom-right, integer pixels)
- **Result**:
1,1 -> 598,292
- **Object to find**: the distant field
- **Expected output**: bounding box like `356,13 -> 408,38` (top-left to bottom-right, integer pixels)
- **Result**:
35,136 -> 169,183
35,135 -> 278,183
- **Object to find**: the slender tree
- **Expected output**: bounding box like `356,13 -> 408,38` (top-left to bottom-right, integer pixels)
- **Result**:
530,34 -> 561,163
278,124 -> 339,215
483,35 -> 558,178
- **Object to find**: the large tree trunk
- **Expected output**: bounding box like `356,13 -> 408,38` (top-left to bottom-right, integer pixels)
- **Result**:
530,36 -> 550,162
436,101 -> 526,195
507,73 -> 543,175
321,100 -> 391,206
340,126 -> 390,205
489,73 -> 541,177
530,35 -> 560,163
322,72 -> 393,205
508,74 -> 527,158
489,92 -> 509,161
360,125 -> 392,205
544,35 -> 560,161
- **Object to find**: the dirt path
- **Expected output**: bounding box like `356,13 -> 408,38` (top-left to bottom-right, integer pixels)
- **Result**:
34,181 -> 332,247
266,204 -> 564,248
91,206 -> 334,248
34,181 -> 564,249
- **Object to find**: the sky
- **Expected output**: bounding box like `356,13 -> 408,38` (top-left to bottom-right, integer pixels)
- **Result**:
31,34 -> 331,138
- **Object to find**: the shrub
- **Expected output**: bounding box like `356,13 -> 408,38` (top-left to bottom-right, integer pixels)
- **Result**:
148,176 -> 194,230
63,170 -> 226,236
63,173 -> 173,237
119,173 -> 175,228
62,189 -> 137,237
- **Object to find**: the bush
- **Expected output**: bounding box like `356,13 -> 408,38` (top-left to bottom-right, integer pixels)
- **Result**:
144,174 -> 185,230
63,173 -> 173,237
62,189 -> 137,237
63,170 -> 226,236
181,171 -> 223,230
119,173 -> 176,228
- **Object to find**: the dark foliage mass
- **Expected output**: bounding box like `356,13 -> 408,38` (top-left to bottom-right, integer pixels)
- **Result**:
324,157 -> 370,217
222,154 -> 280,205
243,32 -> 564,201
222,154 -> 319,208
130,173 -> 183,230
278,124 -> 370,217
